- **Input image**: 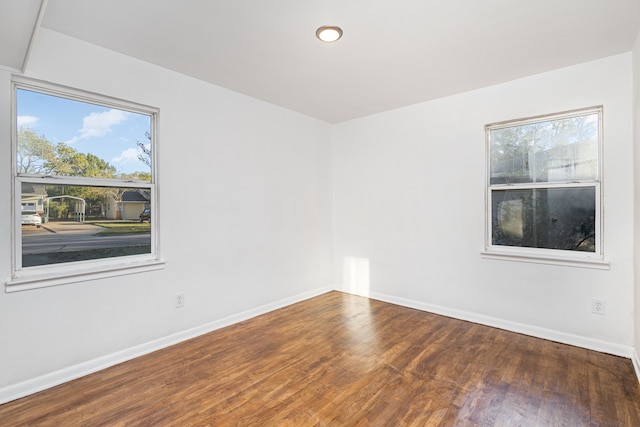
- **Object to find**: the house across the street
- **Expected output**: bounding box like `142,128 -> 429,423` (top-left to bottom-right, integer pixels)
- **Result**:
106,189 -> 150,220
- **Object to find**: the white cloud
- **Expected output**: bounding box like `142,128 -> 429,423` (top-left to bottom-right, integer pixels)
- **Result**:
112,148 -> 140,164
17,115 -> 39,127
66,109 -> 129,144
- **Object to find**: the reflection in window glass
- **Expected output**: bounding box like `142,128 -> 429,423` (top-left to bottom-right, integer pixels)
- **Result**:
486,107 -> 601,256
491,187 -> 595,252
21,184 -> 151,267
490,114 -> 598,185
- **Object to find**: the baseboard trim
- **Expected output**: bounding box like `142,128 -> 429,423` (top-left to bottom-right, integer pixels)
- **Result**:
632,348 -> 640,386
0,285 -> 334,405
367,291 -> 635,359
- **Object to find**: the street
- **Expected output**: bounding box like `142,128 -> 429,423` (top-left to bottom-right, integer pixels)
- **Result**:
22,222 -> 151,255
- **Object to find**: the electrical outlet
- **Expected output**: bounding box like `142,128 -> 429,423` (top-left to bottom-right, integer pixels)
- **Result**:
592,298 -> 606,315
175,292 -> 185,308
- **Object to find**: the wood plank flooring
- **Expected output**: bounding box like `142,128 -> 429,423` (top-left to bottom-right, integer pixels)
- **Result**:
1,291 -> 639,426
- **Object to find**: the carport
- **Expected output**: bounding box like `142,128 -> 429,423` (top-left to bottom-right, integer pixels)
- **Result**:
45,196 -> 87,223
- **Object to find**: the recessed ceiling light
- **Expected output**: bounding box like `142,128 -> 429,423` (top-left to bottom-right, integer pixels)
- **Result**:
316,26 -> 343,43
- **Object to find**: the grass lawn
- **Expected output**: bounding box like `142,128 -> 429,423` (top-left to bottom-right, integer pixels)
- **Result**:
92,222 -> 151,235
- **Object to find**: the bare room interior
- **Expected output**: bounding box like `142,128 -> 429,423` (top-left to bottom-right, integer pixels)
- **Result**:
1,0 -> 640,425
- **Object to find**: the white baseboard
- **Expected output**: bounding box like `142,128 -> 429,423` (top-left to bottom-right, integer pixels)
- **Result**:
0,285 -> 334,405
3,285 -> 635,406
367,291 -> 636,359
633,348 -> 640,386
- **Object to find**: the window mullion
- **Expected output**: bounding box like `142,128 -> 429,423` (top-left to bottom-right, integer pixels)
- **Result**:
489,181 -> 598,191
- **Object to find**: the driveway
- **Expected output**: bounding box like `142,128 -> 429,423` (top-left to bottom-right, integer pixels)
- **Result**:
41,221 -> 106,234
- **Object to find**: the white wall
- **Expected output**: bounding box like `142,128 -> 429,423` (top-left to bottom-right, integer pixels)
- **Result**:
1,27 -> 638,403
0,29 -> 333,398
333,54 -> 635,352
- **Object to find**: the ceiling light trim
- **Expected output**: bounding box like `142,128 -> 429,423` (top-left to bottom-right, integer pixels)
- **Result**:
316,25 -> 343,43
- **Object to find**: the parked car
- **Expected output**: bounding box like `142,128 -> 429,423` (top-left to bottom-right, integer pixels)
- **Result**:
21,210 -> 42,228
139,207 -> 151,222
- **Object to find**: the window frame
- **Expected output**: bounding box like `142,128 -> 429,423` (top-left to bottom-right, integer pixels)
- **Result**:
481,106 -> 609,269
6,76 -> 164,292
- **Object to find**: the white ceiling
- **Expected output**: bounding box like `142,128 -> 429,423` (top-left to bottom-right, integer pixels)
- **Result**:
0,0 -> 42,71
2,0 -> 640,123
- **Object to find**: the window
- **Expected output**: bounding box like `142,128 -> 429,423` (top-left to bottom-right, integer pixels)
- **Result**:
7,77 -> 163,291
483,106 -> 607,269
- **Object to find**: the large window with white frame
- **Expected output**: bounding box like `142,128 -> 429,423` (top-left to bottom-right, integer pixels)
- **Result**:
8,77 -> 162,291
484,106 -> 606,268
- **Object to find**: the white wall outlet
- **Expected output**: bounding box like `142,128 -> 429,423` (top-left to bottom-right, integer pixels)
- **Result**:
175,292 -> 185,308
591,298 -> 606,315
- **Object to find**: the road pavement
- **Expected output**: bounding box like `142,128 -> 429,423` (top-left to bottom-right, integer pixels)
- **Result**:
22,221 -> 151,254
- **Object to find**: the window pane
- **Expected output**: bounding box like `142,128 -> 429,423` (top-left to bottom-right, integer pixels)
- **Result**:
491,187 -> 595,252
16,89 -> 151,180
490,113 -> 598,185
21,183 -> 151,267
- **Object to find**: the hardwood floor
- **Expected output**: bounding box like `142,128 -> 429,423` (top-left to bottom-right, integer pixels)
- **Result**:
2,291 -> 639,426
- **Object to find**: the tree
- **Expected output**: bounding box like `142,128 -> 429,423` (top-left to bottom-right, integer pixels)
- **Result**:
46,143 -> 88,176
83,153 -> 118,178
137,131 -> 151,167
17,127 -> 56,174
45,143 -> 118,178
119,171 -> 152,181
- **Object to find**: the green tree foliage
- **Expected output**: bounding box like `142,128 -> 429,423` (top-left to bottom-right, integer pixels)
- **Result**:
84,153 -> 118,178
17,128 -> 56,174
119,171 -> 152,181
18,127 -> 146,180
43,144 -> 117,178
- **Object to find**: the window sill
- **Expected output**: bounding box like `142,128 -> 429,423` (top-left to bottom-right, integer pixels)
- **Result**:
480,250 -> 610,270
5,259 -> 166,292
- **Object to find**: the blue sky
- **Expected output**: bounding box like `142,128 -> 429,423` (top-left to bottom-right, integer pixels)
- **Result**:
17,89 -> 151,174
